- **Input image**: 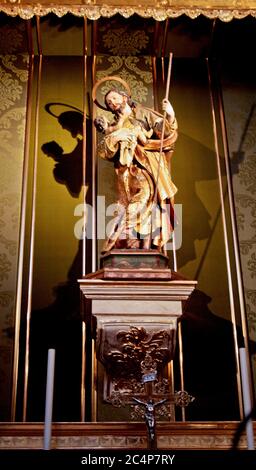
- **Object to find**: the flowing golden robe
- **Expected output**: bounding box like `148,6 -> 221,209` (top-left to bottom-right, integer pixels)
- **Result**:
97,105 -> 178,251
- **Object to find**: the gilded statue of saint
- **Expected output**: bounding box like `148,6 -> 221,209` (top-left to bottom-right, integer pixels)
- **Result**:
93,77 -> 178,252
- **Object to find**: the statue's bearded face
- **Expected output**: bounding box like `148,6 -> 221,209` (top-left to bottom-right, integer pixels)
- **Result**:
105,91 -> 127,113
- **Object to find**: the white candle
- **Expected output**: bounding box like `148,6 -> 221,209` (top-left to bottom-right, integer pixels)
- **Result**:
239,347 -> 255,450
43,349 -> 56,450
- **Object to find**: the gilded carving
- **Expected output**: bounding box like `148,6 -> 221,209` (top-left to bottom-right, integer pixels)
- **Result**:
174,390 -> 195,407
0,424 -> 251,449
104,326 -> 172,379
1,4 -> 256,21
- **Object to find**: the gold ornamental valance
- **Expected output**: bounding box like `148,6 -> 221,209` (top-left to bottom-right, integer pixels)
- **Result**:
1,0 -> 256,22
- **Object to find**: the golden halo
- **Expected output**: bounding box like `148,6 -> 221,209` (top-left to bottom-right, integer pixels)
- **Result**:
92,76 -> 131,111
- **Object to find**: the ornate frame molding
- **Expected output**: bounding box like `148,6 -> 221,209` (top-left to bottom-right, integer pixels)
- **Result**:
0,422 -> 255,449
0,1 -> 256,22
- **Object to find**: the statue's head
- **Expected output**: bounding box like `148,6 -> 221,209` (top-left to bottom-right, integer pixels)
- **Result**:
147,399 -> 154,411
94,115 -> 109,133
104,89 -> 135,114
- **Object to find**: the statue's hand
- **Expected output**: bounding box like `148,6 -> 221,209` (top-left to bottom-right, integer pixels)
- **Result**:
162,99 -> 175,122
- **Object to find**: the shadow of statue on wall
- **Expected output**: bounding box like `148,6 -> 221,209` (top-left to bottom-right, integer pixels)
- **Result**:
19,103 -> 88,422
173,122 -> 252,272
175,288 -> 256,421
25,239 -> 84,422
41,104 -> 85,198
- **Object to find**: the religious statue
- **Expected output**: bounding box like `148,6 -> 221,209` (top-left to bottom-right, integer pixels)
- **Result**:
133,397 -> 167,447
93,76 -> 178,252
94,114 -> 153,167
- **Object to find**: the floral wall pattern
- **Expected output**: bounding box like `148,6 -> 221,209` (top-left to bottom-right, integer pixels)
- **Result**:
222,68 -> 256,384
0,53 -> 28,419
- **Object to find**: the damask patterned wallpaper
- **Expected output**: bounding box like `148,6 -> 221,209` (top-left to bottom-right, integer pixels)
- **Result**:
222,66 -> 256,383
0,53 -> 28,419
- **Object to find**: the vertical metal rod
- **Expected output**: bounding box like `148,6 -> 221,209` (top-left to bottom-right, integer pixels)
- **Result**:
153,20 -> 160,57
35,16 -> 42,56
80,17 -> 88,422
161,57 -> 165,84
90,21 -> 98,418
26,19 -> 34,56
217,81 -> 254,403
159,56 -> 177,268
152,49 -> 182,419
178,322 -> 186,421
161,19 -> 169,58
152,56 -> 159,112
82,17 -> 87,278
22,17 -> 42,421
81,320 -> 86,422
152,55 -> 169,256
172,229 -> 178,272
160,57 -> 178,269
11,22 -> 34,422
152,53 -> 173,212
91,338 -> 97,421
208,19 -> 217,59
168,360 -> 175,420
91,21 -> 97,273
207,58 -> 243,418
91,54 -> 97,273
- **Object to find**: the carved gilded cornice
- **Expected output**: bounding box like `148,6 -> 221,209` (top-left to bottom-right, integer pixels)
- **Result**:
0,422 -> 255,449
1,1 -> 256,22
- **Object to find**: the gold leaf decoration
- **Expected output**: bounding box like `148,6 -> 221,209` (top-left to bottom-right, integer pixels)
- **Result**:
0,4 -> 256,22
